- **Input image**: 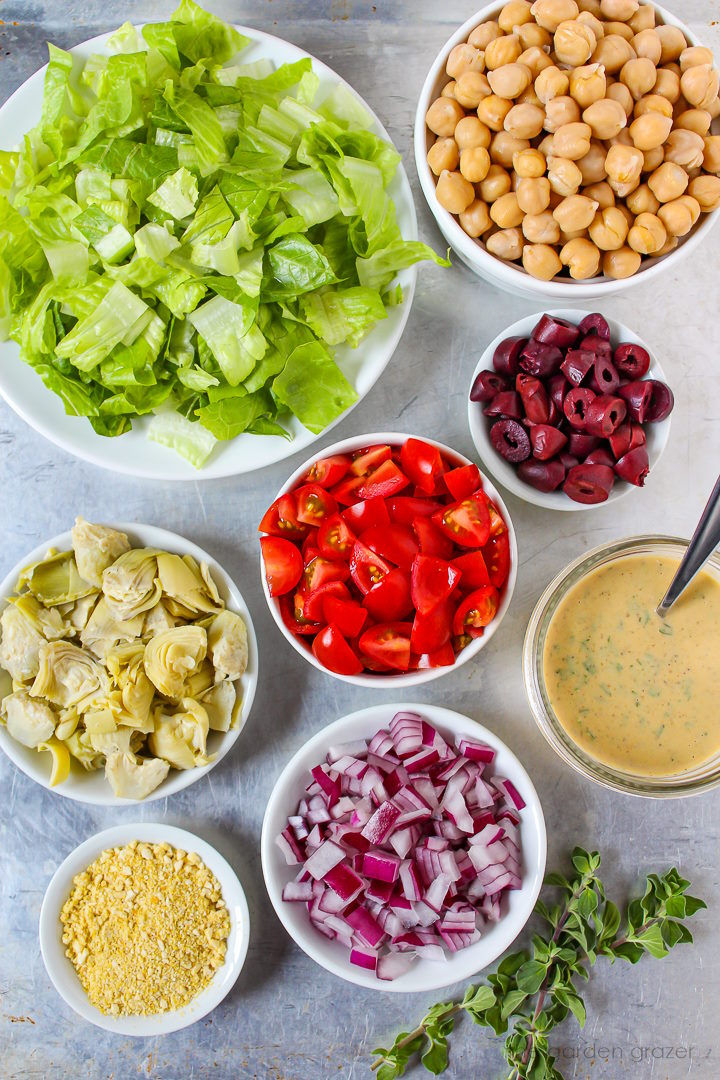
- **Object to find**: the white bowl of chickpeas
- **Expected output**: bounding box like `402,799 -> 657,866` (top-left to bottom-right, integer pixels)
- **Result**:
415,0 -> 720,299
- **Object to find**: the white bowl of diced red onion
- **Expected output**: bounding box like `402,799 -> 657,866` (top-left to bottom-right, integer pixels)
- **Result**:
260,703 -> 546,992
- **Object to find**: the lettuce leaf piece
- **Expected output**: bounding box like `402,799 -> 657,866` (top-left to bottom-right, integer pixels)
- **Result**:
188,294 -> 265,386
272,340 -> 356,433
263,233 -> 336,300
148,409 -> 217,466
55,280 -> 148,371
163,84 -> 228,175
300,286 -> 387,347
196,388 -> 275,440
357,240 -> 450,291
147,166 -> 198,219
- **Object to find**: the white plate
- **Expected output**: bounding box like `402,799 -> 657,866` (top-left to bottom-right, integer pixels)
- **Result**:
39,823 -> 250,1035
261,703 -> 546,993
0,522 -> 258,804
467,310 -> 672,512
0,27 -> 418,479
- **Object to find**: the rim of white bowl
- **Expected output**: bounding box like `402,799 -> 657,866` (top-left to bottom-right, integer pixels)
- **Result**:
467,310 -> 672,511
414,1 -> 720,299
260,702 -> 547,992
39,823 -> 251,1035
259,432 -> 518,686
0,523 -> 258,803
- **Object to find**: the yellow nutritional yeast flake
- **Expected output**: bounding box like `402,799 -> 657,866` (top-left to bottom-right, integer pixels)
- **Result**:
60,840 -> 231,1016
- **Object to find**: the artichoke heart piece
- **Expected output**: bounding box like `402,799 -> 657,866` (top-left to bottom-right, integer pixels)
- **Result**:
37,736 -> 71,786
102,548 -> 161,621
65,728 -> 104,771
71,516 -> 131,587
0,603 -> 46,682
208,609 -> 248,681
148,698 -> 212,770
1,689 -> 56,747
83,708 -> 118,735
105,750 -> 170,799
66,593 -> 100,632
156,553 -> 224,616
143,625 -> 207,699
30,641 -> 110,710
13,595 -> 67,640
17,551 -> 96,607
200,678 -> 237,732
142,600 -> 176,637
89,727 -> 141,755
81,598 -> 145,658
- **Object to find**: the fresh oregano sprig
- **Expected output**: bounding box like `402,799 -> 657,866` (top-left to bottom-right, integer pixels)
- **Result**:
370,848 -> 705,1080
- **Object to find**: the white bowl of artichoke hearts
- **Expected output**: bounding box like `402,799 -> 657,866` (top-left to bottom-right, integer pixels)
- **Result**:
0,519 -> 258,803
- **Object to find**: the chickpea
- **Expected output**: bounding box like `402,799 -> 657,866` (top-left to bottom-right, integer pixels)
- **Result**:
447,44 -> 484,80
648,161 -> 689,202
642,145 -> 665,173
441,81 -> 458,99
664,128 -> 705,170
522,242 -> 562,278
703,135 -> 720,174
514,147 -> 547,177
518,23 -> 553,49
538,133 -> 557,157
427,138 -> 460,175
469,22 -> 501,50
436,169 -> 476,213
459,198 -> 493,237
455,116 -> 492,151
491,131 -> 531,167
680,46 -> 714,73
603,21 -> 634,42
709,96 -> 720,119
589,204 -> 630,248
488,63 -> 533,99
477,95 -> 514,132
591,35 -> 636,76
535,66 -> 570,105
600,0 -> 638,18
553,192 -> 599,231
460,145 -> 492,182
606,80 -> 635,117
479,163 -> 513,201
675,108 -> 712,136
634,93 -> 673,118
628,6 -> 655,33
681,65 -> 720,111
544,96 -> 582,132
554,20 -> 597,65
498,0 -> 534,30
518,87 -> 545,108
560,236 -> 601,278
577,140 -> 608,183
455,71 -> 492,108
656,233 -> 679,257
629,112 -> 673,151
568,64 -> 606,108
620,57 -> 657,101
583,98 -> 627,139
602,246 -> 642,277
657,194 -> 701,236
518,47 -> 554,78
627,211 -> 667,254
653,67 -> 681,103
577,11 -> 604,40
632,29 -> 662,66
547,155 -> 584,195
517,175 -> 552,213
489,191 -> 524,228
605,142 -> 644,189
626,182 -> 660,215
426,97 -> 465,137
486,227 -> 525,259
552,121 -> 592,161
583,180 -> 615,207
504,103 -> 546,139
616,202 -> 635,229
485,36 -> 523,71
688,174 -> 720,211
655,25 -> 688,65
522,210 -> 561,242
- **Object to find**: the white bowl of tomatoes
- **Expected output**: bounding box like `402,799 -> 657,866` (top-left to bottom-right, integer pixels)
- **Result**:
258,433 -> 517,686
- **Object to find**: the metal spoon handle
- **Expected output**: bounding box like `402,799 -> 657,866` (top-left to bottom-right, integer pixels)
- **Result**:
656,474 -> 720,617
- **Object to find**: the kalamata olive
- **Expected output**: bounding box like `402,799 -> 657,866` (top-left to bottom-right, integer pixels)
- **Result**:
579,333 -> 612,360
531,314 -> 580,349
530,424 -> 568,461
617,380 -> 654,423
568,432 -> 601,458
493,336 -> 528,377
484,391 -> 524,419
548,372 -> 570,410
519,339 -> 564,378
471,369 -> 510,402
563,463 -> 615,505
644,380 -> 674,422
629,422 -> 647,450
577,313 -> 610,340
584,395 -> 627,438
490,419 -> 531,463
615,445 -> 650,487
560,349 -> 595,386
517,459 -> 566,493
546,399 -> 561,427
558,452 -> 580,471
563,386 -> 596,429
584,446 -> 615,468
613,342 -> 651,380
590,356 -> 620,396
609,419 -> 632,459
516,373 -> 550,424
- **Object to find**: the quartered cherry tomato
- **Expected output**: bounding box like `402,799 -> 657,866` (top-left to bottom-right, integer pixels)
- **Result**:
348,540 -> 393,595
363,568 -> 413,622
409,642 -> 456,670
432,491 -> 491,548
412,517 -> 454,559
279,595 -> 319,635
323,595 -> 368,638
261,536 -> 303,596
312,625 -> 363,676
400,438 -> 445,495
358,622 -> 412,672
357,460 -> 410,500
317,513 -> 355,561
303,555 -> 350,593
303,454 -> 351,489
330,473 -> 364,506
294,484 -> 338,526
361,523 -> 418,570
443,464 -> 482,502
410,555 -> 462,616
350,444 -> 392,476
481,531 -> 511,588
487,499 -> 508,539
298,580 -> 350,623
452,585 -> 500,637
341,496 -> 390,533
452,550 -> 491,589
387,496 -> 442,525
410,593 -> 454,655
259,493 -> 308,541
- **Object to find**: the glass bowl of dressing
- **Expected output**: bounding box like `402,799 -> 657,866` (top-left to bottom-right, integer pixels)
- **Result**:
523,536 -> 720,798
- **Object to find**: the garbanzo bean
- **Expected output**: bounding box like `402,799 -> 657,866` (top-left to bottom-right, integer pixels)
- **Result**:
577,140 -> 608,182
657,194 -> 701,235
588,204 -> 630,247
490,190 -> 525,227
531,0 -> 580,33
600,0 -> 638,19
553,192 -> 600,230
653,67 -> 681,103
488,62 -> 533,99
648,161 -> 689,202
436,169 -> 476,213
505,103 -> 546,138
709,96 -> 720,119
486,226 -> 525,259
591,34 -> 636,75
605,142 -> 644,189
656,233 -> 679,256
427,138 -> 460,175
603,245 -> 642,276
634,93 -> 673,118
627,211 -> 667,253
522,210 -> 561,242
583,180 -> 615,207
517,175 -> 552,213
554,20 -> 597,65
569,63 -> 607,107
629,112 -> 673,151
604,20 -> 634,42
606,80 -> 635,116
664,128 -> 705,169
441,81 -> 457,99
460,145 -> 492,182
680,46 -> 714,73
491,130 -> 531,167
538,133 -> 557,158
455,116 -> 492,150
628,5 -> 654,33
583,98 -> 627,139
455,71 -> 492,108
675,108 -> 712,135
626,182 -> 660,215
518,47 -> 554,78
468,22 -> 501,51
688,173 -> 720,211
535,66 -> 570,104
620,57 -> 657,100
447,43 -> 484,80
517,23 -> 553,49
479,163 -> 513,201
703,135 -> 720,174
577,10 -> 604,40
498,0 -> 534,31
561,235 -> 602,277
547,154 -> 584,195
656,25 -> 689,65
523,242 -> 564,278
486,36 -> 523,72
459,198 -> 493,236
426,97 -> 465,137
643,145 -> 665,172
477,94 -> 514,131
514,147 -> 547,177
681,65 -> 720,111
544,96 -> 582,132
632,29 -> 662,65
518,86 -> 545,108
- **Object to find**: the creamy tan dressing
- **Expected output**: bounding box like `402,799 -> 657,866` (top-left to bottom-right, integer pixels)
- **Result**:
543,554 -> 720,776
